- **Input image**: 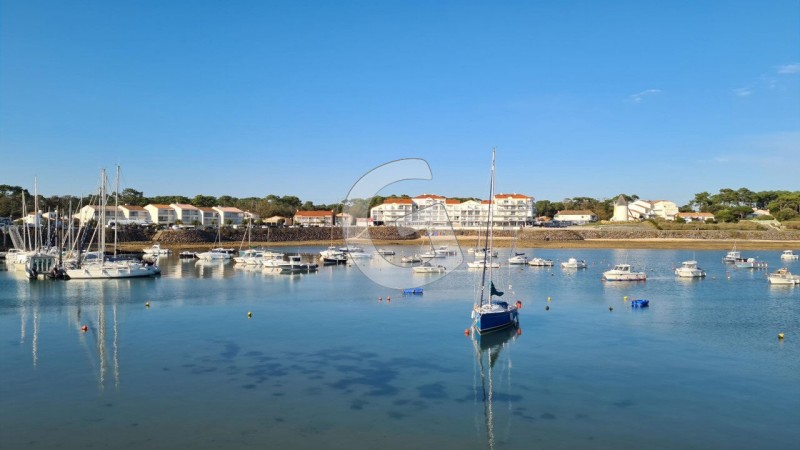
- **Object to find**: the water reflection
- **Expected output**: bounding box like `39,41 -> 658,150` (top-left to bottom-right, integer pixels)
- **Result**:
471,327 -> 519,450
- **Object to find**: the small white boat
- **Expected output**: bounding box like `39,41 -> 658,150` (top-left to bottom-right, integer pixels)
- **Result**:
178,251 -> 197,259
560,257 -> 587,269
528,257 -> 554,267
376,248 -> 395,256
508,253 -> 528,265
735,258 -> 768,270
674,260 -> 706,278
143,244 -> 171,256
401,254 -> 422,263
197,248 -> 233,261
434,246 -> 457,256
768,268 -> 800,285
474,248 -> 498,258
467,260 -> 501,269
412,262 -> 446,273
279,255 -> 318,273
780,250 -> 799,261
722,247 -> 746,264
603,264 -> 646,281
420,250 -> 439,259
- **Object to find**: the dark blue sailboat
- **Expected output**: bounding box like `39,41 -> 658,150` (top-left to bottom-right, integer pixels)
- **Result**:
471,150 -> 519,334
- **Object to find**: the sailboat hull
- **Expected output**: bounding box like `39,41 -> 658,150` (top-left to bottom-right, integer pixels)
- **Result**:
66,263 -> 159,279
473,303 -> 519,334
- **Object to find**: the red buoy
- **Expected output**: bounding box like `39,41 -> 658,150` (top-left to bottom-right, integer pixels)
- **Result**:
81,325 -> 88,332
464,328 -> 470,336
515,300 -> 523,309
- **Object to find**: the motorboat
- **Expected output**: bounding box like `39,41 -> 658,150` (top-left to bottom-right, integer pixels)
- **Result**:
376,248 -> 395,256
780,250 -> 799,261
233,249 -> 263,264
722,247 -> 746,264
434,246 -> 457,256
467,260 -> 501,269
602,264 -> 646,281
528,257 -> 554,267
279,255 -> 318,273
143,244 -> 171,256
768,268 -> 800,285
178,251 -> 197,259
197,248 -> 233,261
412,262 -> 446,273
560,257 -> 587,269
400,254 -> 422,263
735,258 -> 768,270
674,260 -> 706,278
508,253 -> 528,265
474,248 -> 498,258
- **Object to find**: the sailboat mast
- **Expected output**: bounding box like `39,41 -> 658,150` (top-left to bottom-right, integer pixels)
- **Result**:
478,149 -> 497,307
114,165 -> 120,256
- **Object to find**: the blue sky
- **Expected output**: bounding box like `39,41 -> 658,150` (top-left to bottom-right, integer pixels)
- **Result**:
1,1 -> 798,206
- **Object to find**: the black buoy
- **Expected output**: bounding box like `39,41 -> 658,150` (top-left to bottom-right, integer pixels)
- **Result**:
609,306 -> 613,311
545,305 -> 550,311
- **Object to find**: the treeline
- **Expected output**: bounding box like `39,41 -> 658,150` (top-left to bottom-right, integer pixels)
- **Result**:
2,184 -> 799,224
0,185 -> 342,221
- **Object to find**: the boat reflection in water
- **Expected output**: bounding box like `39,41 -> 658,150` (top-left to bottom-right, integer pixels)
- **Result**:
471,325 -> 520,450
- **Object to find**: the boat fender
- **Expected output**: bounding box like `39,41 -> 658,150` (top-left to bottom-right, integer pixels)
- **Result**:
515,300 -> 523,309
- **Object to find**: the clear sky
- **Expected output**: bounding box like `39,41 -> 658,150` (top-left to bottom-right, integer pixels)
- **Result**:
1,0 -> 798,206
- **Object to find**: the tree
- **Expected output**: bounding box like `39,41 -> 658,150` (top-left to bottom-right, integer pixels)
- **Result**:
120,188 -> 146,206
192,195 -> 217,207
715,209 -> 735,223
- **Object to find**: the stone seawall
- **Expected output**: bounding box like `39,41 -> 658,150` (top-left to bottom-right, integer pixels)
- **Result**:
454,228 -> 800,242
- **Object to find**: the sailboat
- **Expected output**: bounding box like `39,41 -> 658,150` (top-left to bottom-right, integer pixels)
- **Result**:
471,150 -> 520,334
507,229 -> 528,265
65,168 -> 159,279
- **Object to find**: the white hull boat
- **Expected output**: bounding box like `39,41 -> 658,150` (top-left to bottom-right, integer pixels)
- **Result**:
560,257 -> 587,269
768,268 -> 800,285
675,260 -> 706,278
603,264 -> 646,281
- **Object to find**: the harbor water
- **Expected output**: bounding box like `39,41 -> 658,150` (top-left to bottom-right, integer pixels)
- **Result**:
1,247 -> 798,449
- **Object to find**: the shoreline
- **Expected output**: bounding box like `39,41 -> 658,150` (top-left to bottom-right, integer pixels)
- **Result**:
119,237 -> 800,252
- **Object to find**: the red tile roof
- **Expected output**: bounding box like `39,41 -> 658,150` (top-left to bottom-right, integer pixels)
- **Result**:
295,210 -> 333,217
445,199 -> 461,204
494,193 -> 530,199
382,198 -> 413,204
413,194 -> 445,200
147,204 -> 172,209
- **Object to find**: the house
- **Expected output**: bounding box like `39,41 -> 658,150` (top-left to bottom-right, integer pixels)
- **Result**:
74,205 -> 125,226
119,205 -> 151,224
652,200 -> 679,221
554,210 -> 597,224
144,204 -> 177,225
368,192 -> 535,229
676,212 -> 716,222
213,206 -> 245,226
263,215 -> 289,227
628,200 -> 653,220
747,208 -> 771,219
370,198 -> 414,225
492,193 -> 535,227
294,210 -> 334,227
170,203 -> 201,226
197,207 -> 220,227
335,213 -> 353,226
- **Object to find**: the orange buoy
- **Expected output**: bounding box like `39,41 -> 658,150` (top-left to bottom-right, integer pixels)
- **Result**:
81,325 -> 88,332
515,300 -> 523,309
464,328 -> 470,336
516,328 -> 522,336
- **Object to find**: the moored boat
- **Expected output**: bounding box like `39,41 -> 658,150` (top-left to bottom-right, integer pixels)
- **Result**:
780,250 -> 799,261
674,260 -> 706,278
560,257 -> 587,269
602,264 -> 646,281
735,258 -> 768,270
528,257 -> 554,267
767,268 -> 800,285
412,262 -> 446,273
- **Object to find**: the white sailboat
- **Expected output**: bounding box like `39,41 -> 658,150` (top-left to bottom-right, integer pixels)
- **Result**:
65,168 -> 159,280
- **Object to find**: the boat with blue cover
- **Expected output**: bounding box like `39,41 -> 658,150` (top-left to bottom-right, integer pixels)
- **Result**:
631,299 -> 649,308
403,287 -> 424,295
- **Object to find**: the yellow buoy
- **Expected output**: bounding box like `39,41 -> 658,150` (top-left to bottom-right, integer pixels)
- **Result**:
547,296 -> 551,302
623,296 -> 628,301
778,333 -> 784,340
145,301 -> 150,308
247,311 -> 252,318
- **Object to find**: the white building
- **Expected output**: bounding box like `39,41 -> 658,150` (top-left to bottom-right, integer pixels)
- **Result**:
170,203 -> 202,226
554,210 -> 597,224
119,205 -> 151,224
676,212 -> 715,222
144,204 -> 176,225
370,198 -> 414,225
213,206 -> 245,226
651,200 -> 679,221
611,195 -> 631,222
197,207 -> 220,227
294,210 -> 334,227
369,193 -> 535,229
74,205 -> 126,226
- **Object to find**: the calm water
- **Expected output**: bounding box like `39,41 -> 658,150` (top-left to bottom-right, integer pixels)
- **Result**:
1,247 -> 798,449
